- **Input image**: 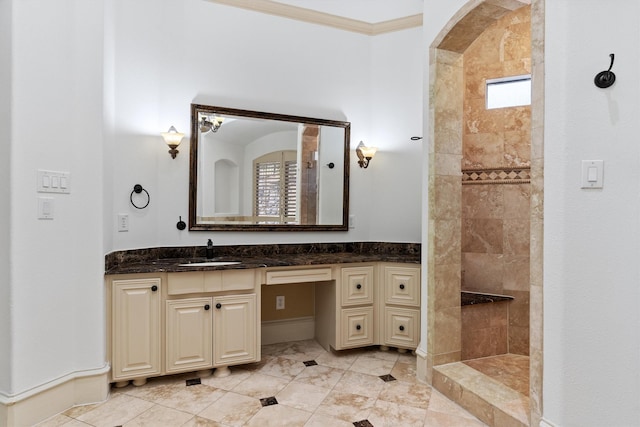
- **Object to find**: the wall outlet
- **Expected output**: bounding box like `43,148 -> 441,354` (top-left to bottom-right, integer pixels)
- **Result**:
118,214 -> 129,232
276,295 -> 285,310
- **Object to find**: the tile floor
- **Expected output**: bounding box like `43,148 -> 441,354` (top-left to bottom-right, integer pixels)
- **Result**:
37,340 -> 488,427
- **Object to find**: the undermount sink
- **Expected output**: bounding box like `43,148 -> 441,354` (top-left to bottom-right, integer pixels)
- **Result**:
178,261 -> 241,267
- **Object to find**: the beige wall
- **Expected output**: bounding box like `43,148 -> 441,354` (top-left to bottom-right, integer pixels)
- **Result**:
261,283 -> 315,321
461,6 -> 531,356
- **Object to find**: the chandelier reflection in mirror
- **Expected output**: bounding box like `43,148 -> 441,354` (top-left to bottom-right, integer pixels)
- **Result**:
199,114 -> 225,133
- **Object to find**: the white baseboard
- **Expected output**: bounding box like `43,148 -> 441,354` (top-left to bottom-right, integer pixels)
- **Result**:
261,316 -> 315,345
539,419 -> 558,427
0,365 -> 110,427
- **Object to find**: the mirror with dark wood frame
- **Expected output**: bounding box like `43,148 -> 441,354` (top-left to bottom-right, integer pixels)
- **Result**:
189,104 -> 350,231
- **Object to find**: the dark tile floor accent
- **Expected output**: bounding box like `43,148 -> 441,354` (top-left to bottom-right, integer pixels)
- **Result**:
260,396 -> 278,407
353,420 -> 374,427
185,378 -> 201,386
379,374 -> 396,382
303,360 -> 318,366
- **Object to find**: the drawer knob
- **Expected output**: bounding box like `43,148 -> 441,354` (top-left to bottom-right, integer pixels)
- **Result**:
399,325 -> 405,331
151,285 -> 158,292
204,304 -> 210,310
216,303 -> 222,309
399,284 -> 405,290
356,324 -> 361,330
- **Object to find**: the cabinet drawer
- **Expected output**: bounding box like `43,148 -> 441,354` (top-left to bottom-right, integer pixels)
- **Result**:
168,269 -> 255,295
383,307 -> 419,349
340,307 -> 374,348
340,266 -> 374,306
265,267 -> 332,285
384,266 -> 420,306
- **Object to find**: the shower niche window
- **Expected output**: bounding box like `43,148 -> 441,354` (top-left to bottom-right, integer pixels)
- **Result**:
486,75 -> 531,109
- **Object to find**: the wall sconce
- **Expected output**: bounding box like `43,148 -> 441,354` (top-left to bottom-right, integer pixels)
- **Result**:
356,141 -> 377,169
199,115 -> 224,133
161,126 -> 185,159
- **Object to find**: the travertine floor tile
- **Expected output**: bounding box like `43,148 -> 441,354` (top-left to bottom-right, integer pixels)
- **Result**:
38,340 -> 490,427
314,390 -> 376,422
332,370 -> 384,398
303,413 -> 354,427
245,403 -> 312,426
232,372 -> 290,398
198,392 -> 261,426
294,364 -> 345,388
122,381 -> 226,414
378,379 -> 433,410
256,356 -> 306,380
314,349 -> 359,370
122,404 -> 192,426
275,380 -> 331,412
75,394 -> 154,427
368,399 -> 428,427
349,354 -> 396,376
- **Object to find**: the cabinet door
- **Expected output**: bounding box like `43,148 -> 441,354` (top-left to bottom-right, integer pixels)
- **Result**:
383,307 -> 419,349
341,266 -> 374,306
112,278 -> 161,381
166,298 -> 213,373
339,307 -> 374,349
213,294 -> 257,366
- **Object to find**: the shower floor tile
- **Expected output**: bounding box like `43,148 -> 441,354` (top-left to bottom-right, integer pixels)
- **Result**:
463,354 -> 529,396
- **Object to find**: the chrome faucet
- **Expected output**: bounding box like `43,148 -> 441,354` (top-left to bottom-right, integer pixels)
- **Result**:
206,239 -> 214,259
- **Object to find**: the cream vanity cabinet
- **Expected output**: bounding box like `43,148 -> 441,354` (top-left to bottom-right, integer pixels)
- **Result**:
315,262 -> 421,352
380,263 -> 421,349
108,268 -> 260,386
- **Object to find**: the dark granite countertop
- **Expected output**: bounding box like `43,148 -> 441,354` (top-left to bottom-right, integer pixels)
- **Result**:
105,242 -> 420,275
461,291 -> 514,306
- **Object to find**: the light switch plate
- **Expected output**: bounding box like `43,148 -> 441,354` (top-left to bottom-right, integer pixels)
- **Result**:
581,160 -> 604,189
37,170 -> 71,194
38,197 -> 54,220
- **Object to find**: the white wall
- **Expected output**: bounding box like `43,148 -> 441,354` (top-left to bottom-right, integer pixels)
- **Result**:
4,0 -> 106,398
368,27 -> 423,242
544,1 -> 640,425
108,0 -> 422,249
0,0 -> 13,397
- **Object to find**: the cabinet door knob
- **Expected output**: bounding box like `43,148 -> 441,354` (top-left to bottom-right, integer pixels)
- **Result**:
356,324 -> 361,330
216,303 -> 222,309
356,284 -> 362,290
204,304 -> 210,310
399,325 -> 405,331
399,284 -> 405,290
151,285 -> 158,292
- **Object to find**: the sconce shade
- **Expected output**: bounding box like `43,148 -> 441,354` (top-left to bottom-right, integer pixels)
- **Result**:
356,141 -> 377,169
161,126 -> 184,159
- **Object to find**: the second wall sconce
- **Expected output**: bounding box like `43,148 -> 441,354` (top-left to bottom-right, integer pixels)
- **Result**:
356,141 -> 377,169
161,126 -> 185,159
199,115 -> 224,133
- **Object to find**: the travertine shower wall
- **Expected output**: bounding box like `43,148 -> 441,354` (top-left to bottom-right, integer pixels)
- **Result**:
461,6 -> 531,356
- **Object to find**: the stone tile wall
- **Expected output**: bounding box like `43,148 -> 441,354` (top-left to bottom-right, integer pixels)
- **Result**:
461,6 -> 531,356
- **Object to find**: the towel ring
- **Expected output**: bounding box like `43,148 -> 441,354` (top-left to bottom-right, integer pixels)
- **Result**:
130,184 -> 150,209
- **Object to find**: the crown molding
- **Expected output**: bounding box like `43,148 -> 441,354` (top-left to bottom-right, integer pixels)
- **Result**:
205,0 -> 422,35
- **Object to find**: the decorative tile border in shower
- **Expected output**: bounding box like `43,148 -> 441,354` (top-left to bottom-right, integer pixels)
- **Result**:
462,167 -> 531,185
